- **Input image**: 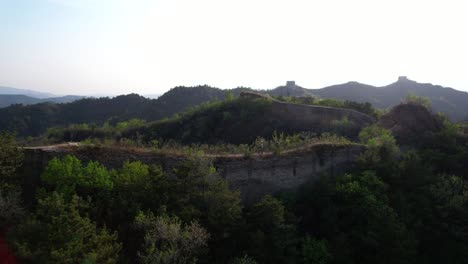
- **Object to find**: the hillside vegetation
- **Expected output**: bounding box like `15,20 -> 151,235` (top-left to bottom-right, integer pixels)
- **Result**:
2,78 -> 468,137
46,95 -> 375,145
3,101 -> 468,263
0,86 -> 231,137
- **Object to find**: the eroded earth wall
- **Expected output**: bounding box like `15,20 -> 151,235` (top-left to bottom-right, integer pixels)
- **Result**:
19,144 -> 365,203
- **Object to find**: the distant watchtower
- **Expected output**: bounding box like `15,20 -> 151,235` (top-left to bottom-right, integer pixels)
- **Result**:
398,76 -> 409,81
286,81 -> 296,87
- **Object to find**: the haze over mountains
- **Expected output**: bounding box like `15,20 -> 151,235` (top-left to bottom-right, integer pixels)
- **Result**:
0,86 -> 55,98
1,77 -> 467,137
0,86 -> 85,107
310,76 -> 468,121
271,76 -> 468,121
0,94 -> 86,108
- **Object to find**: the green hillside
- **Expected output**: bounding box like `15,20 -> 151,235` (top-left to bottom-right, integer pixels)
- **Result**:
2,78 -> 468,138
0,86 -> 228,137
48,94 -> 375,145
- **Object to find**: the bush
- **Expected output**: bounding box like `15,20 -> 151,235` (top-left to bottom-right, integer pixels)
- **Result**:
405,93 -> 432,109
134,212 -> 209,264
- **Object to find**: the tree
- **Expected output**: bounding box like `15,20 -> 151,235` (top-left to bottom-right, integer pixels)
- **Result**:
0,188 -> 24,227
169,151 -> 216,221
225,90 -> 235,101
358,125 -> 400,177
331,172 -> 414,264
169,151 -> 243,230
293,172 -> 415,264
134,212 -> 209,264
108,162 -> 170,259
0,132 -> 24,229
418,118 -> 468,175
301,237 -> 330,264
405,93 -> 432,109
204,179 -> 242,235
13,192 -> 121,263
41,155 -> 113,200
0,132 -> 23,187
418,174 -> 468,264
245,195 -> 298,264
110,161 -> 169,220
231,254 -> 257,264
169,152 -> 243,262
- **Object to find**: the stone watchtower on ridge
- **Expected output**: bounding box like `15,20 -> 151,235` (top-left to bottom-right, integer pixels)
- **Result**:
286,81 -> 296,87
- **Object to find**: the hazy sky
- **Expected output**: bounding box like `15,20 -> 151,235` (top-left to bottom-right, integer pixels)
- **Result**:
1,0 -> 467,95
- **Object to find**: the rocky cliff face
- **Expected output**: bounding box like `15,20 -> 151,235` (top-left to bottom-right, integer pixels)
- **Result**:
215,144 -> 365,201
19,144 -> 365,203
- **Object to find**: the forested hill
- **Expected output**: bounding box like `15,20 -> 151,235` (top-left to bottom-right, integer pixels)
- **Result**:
0,94 -> 40,108
120,95 -> 373,144
2,78 -> 468,137
0,86 -> 232,137
154,85 -> 227,117
0,94 -> 149,136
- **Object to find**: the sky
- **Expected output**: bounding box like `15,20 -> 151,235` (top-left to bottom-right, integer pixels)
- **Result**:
0,0 -> 467,95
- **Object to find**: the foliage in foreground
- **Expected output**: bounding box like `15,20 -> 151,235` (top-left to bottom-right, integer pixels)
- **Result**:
2,117 -> 468,263
134,212 -> 209,264
13,193 -> 121,263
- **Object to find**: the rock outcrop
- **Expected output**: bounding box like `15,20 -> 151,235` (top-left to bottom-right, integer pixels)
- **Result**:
379,102 -> 443,145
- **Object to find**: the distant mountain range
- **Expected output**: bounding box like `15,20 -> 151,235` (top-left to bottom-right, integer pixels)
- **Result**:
314,77 -> 468,121
0,86 -> 55,98
0,86 -> 86,107
271,77 -> 468,121
3,77 -> 467,120
0,94 -> 86,108
1,77 -> 468,137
